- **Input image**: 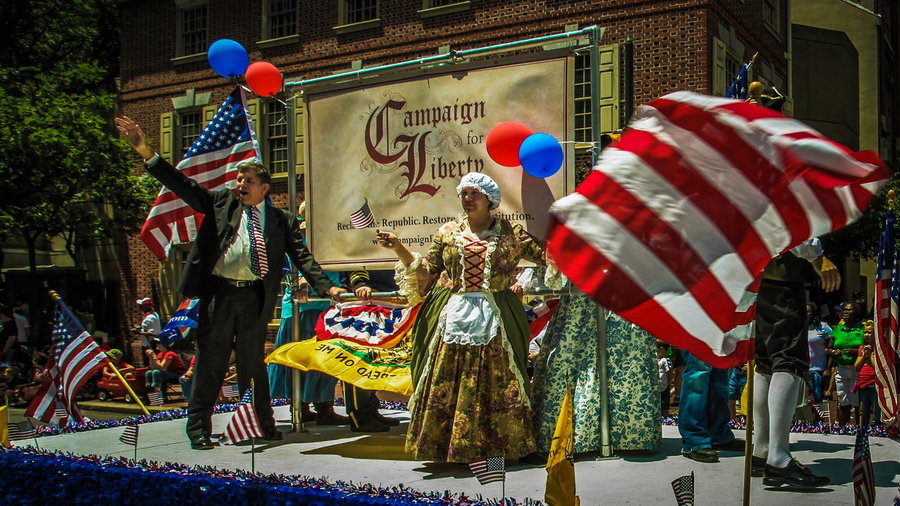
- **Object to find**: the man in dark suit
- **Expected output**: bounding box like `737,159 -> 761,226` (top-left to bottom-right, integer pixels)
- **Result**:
116,116 -> 345,450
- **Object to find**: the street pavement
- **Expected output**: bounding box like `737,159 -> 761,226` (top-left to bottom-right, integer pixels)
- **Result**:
6,404 -> 900,505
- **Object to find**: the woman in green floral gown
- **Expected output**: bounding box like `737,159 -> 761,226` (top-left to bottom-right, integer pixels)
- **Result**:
375,172 -> 544,463
531,293 -> 661,453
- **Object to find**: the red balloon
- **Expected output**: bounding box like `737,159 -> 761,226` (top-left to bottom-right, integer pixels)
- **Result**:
245,61 -> 283,97
486,122 -> 534,167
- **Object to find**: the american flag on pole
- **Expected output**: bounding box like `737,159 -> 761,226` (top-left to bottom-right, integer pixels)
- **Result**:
221,384 -> 239,399
853,426 -> 875,506
219,389 -> 265,445
119,425 -> 139,446
468,456 -> 505,485
25,298 -> 110,423
139,87 -> 260,260
146,391 -> 164,406
873,207 -> 899,428
7,421 -> 36,441
726,61 -> 752,99
671,472 -> 695,506
350,199 -> 376,229
548,91 -> 888,367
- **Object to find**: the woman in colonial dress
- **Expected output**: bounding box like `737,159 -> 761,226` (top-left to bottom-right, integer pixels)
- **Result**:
375,172 -> 544,463
530,292 -> 661,454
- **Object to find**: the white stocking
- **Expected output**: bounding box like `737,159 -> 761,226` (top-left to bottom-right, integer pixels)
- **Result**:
767,371 -> 802,468
752,371 -> 771,460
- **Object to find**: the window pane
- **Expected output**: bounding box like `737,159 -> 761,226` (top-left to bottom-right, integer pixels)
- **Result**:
574,54 -> 591,143
266,101 -> 288,174
181,5 -> 208,56
428,0 -> 459,6
346,0 -> 377,24
268,0 -> 297,39
178,111 -> 203,158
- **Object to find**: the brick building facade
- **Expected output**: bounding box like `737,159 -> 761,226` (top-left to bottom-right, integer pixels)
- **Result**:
116,0 -> 789,360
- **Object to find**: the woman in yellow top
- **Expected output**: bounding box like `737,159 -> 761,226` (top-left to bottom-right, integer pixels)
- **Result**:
376,172 -> 545,463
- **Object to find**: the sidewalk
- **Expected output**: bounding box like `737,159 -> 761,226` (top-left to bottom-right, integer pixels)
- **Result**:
9,404 -> 899,505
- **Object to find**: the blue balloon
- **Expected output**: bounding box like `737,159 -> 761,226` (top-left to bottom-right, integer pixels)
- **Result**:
518,133 -> 563,178
207,39 -> 249,78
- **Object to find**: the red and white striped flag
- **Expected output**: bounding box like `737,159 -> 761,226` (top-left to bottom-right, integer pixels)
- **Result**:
139,87 -> 260,260
468,456 -> 505,485
25,299 -> 110,423
221,384 -> 239,399
853,426 -> 875,506
119,425 -> 139,446
219,397 -> 265,445
7,421 -> 36,441
147,391 -> 164,406
350,199 -> 376,229
873,208 -> 899,428
549,91 -> 888,367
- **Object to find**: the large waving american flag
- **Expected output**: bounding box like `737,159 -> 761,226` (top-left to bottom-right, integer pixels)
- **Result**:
139,87 -> 260,260
548,91 -> 888,367
873,207 -> 899,427
25,299 -> 109,423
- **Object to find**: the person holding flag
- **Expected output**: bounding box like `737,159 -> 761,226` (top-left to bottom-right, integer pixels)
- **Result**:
115,96 -> 346,451
746,86 -> 842,489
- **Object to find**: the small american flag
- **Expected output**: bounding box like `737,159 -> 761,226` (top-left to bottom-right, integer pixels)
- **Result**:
219,392 -> 265,445
7,421 -> 36,441
24,299 -> 110,424
853,426 -> 875,506
548,91 -> 888,368
671,471 -> 694,506
119,425 -> 139,446
468,456 -> 505,485
147,391 -> 164,406
349,199 -> 375,229
139,87 -> 260,260
221,384 -> 239,399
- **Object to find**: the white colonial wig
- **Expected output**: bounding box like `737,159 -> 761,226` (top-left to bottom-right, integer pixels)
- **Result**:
456,172 -> 501,210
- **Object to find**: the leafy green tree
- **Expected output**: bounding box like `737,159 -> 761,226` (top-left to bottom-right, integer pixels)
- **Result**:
0,0 -> 155,340
0,0 -> 153,272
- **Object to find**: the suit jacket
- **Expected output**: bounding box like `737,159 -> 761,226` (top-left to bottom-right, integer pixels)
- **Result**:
146,158 -> 335,321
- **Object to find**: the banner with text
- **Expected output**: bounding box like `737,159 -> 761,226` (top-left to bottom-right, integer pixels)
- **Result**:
306,56 -> 573,268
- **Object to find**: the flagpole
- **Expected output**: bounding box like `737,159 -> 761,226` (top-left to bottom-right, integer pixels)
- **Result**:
741,359 -> 754,505
250,378 -> 256,474
48,291 -> 149,415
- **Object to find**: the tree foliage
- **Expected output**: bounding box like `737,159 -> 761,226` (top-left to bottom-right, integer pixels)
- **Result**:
820,173 -> 900,262
0,0 -> 155,269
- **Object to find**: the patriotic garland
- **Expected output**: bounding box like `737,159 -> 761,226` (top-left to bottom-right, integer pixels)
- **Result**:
0,447 -> 540,506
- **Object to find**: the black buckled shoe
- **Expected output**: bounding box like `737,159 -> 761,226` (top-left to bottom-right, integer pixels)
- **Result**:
350,420 -> 390,433
713,438 -> 745,452
190,435 -> 215,450
682,448 -> 719,463
751,456 -> 766,477
763,459 -> 830,488
261,429 -> 283,441
373,411 -> 400,426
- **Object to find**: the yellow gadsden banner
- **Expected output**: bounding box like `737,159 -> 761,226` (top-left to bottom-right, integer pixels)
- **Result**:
305,56 -> 573,269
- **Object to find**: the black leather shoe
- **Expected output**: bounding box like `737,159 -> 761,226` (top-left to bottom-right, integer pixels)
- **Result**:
763,459 -> 830,488
751,456 -> 766,477
373,411 -> 400,426
190,435 -> 215,450
713,438 -> 745,452
350,420 -> 389,433
518,452 -> 547,466
682,448 -> 719,463
261,429 -> 283,441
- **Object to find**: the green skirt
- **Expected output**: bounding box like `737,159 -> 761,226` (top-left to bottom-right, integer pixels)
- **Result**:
405,287 -> 535,462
